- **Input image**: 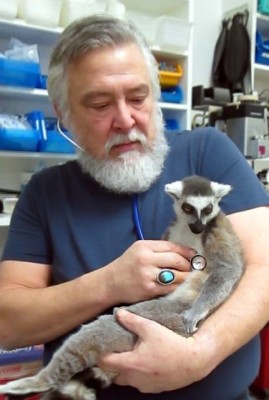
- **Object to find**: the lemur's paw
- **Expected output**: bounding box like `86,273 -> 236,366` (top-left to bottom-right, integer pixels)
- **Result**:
181,310 -> 199,335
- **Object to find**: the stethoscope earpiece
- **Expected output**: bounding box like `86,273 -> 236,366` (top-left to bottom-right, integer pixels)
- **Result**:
56,119 -> 84,152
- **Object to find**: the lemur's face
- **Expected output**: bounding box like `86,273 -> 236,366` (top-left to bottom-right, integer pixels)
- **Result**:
165,177 -> 232,235
178,195 -> 218,234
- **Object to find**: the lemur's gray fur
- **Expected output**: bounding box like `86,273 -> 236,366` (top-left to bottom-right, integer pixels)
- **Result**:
0,175 -> 245,400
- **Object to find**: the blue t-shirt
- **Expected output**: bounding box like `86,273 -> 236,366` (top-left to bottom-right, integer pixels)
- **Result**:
2,128 -> 269,400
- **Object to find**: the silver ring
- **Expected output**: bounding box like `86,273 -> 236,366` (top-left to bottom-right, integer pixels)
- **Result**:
156,269 -> 175,285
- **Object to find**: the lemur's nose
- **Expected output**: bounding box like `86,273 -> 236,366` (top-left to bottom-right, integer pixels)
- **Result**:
189,220 -> 205,234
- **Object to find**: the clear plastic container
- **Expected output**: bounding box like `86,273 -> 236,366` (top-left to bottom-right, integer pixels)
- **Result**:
106,0 -> 126,19
155,16 -> 191,52
59,0 -> 107,27
18,0 -> 63,28
0,0 -> 19,20
127,10 -> 157,46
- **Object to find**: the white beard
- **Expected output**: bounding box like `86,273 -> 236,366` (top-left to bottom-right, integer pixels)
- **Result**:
77,111 -> 169,194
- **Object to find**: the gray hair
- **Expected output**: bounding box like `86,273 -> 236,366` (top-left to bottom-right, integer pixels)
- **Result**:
47,15 -> 161,120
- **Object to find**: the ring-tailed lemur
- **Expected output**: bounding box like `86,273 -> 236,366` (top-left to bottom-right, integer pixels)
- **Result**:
0,175 -> 245,400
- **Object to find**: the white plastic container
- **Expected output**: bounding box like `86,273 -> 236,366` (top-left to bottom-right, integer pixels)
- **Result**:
59,0 -> 107,27
0,0 -> 19,20
106,0 -> 126,19
2,197 -> 18,214
154,16 -> 191,52
18,0 -> 63,28
127,10 -> 157,46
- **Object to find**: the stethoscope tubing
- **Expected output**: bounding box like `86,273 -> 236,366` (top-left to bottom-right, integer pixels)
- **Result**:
57,122 -> 207,270
56,119 -> 84,152
132,194 -> 145,240
132,195 -> 207,270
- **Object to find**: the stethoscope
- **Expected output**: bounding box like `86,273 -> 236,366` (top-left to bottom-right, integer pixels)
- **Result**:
132,194 -> 207,271
57,121 -> 207,271
57,119 -> 84,152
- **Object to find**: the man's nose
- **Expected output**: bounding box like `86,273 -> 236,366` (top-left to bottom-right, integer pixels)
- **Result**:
112,101 -> 135,131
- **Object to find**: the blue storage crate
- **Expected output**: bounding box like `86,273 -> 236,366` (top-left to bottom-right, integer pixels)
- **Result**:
0,128 -> 40,151
256,31 -> 269,65
36,74 -> 48,89
258,0 -> 269,14
160,86 -> 183,103
0,58 -> 41,88
165,119 -> 180,131
38,130 -> 76,154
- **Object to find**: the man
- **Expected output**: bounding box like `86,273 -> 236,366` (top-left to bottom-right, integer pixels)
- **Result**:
0,15 -> 269,400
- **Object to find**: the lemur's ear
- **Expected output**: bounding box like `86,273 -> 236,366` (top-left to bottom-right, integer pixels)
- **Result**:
211,182 -> 232,199
165,181 -> 184,200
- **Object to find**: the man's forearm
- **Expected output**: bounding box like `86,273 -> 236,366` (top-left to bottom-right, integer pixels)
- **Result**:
0,266 -> 116,349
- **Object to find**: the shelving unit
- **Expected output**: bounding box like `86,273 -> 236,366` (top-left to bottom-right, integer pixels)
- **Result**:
249,0 -> 269,93
0,0 -> 193,236
0,214 -> 11,227
242,0 -> 269,176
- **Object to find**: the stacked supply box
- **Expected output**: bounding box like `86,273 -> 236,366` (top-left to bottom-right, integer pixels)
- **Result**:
0,345 -> 43,399
158,62 -> 184,104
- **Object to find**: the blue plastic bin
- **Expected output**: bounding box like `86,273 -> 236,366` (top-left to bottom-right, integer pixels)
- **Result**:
160,86 -> 183,103
38,130 -> 76,154
36,74 -> 48,89
258,0 -> 269,14
256,31 -> 269,65
0,58 -> 41,88
165,119 -> 180,131
0,128 -> 40,151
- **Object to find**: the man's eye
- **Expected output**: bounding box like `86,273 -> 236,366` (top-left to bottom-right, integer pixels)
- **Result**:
92,103 -> 109,110
129,97 -> 146,104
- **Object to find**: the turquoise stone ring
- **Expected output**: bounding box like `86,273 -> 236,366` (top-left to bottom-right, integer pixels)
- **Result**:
157,269 -> 175,285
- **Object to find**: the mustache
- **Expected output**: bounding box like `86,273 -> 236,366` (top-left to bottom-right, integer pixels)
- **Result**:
105,130 -> 148,154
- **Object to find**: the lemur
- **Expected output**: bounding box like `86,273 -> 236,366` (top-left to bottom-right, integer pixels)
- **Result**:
0,175 -> 245,400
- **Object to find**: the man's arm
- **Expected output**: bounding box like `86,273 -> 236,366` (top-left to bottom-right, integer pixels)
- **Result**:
100,206 -> 269,392
0,260 -> 118,348
0,240 -> 193,349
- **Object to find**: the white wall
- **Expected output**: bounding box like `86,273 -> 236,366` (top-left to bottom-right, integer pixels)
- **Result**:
192,0 -> 222,87
222,0 -> 249,13
192,0 -> 251,88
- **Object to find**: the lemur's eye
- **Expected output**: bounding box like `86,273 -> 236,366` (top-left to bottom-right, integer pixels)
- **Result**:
182,202 -> 193,214
203,204 -> 213,215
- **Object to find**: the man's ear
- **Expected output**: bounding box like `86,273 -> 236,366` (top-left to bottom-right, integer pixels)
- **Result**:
54,103 -> 68,130
53,103 -> 61,119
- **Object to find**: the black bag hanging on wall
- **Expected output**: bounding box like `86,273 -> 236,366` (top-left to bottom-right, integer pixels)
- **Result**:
212,10 -> 251,94
212,19 -> 229,88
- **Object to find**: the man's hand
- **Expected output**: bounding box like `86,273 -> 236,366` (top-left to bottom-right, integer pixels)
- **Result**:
99,309 -> 213,393
105,240 -> 195,305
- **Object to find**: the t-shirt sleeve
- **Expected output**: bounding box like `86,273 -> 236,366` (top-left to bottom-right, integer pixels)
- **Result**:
187,127 -> 269,214
1,173 -> 52,264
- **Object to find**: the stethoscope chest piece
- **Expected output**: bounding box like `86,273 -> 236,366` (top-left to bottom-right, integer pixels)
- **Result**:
190,254 -> 207,270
